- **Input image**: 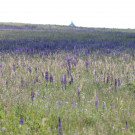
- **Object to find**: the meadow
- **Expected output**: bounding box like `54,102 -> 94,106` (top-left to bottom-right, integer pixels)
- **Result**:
0,23 -> 135,135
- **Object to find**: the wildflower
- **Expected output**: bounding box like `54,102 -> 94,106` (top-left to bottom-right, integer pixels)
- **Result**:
115,79 -> 117,89
28,67 -> 32,73
31,89 -> 34,101
78,72 -> 80,79
50,74 -> 53,82
101,112 -> 104,117
58,117 -> 63,135
64,75 -> 66,85
118,78 -> 120,86
69,75 -> 73,85
107,72 -> 110,84
20,116 -> 24,125
6,79 -> 8,86
2,127 -> 7,130
72,60 -> 76,66
45,71 -> 49,82
0,64 -> 2,68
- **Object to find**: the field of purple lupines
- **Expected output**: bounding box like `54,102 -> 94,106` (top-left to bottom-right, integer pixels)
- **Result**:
0,23 -> 135,135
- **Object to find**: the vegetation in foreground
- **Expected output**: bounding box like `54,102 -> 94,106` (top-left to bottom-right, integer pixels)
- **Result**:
0,23 -> 135,135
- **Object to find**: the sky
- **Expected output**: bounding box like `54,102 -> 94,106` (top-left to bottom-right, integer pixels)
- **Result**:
0,0 -> 135,29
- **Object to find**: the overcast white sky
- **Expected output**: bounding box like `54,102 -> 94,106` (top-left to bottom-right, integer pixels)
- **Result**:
0,0 -> 135,28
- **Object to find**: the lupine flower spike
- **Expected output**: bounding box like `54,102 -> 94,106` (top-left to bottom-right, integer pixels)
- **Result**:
50,74 -> 53,82
58,117 -> 63,135
20,116 -> 24,125
31,89 -> 34,101
45,71 -> 49,82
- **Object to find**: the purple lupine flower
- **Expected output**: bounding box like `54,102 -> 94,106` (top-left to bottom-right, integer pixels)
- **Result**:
50,74 -> 53,82
78,72 -> 80,80
0,64 -> 2,68
71,75 -> 73,83
67,57 -> 71,75
95,94 -> 99,111
118,78 -> 120,86
61,76 -> 63,84
23,63 -> 26,68
72,60 -> 76,66
45,71 -> 49,82
31,89 -> 34,101
28,67 -> 32,73
20,116 -> 24,125
77,87 -> 80,102
115,79 -> 117,89
107,72 -> 110,84
103,101 -> 106,110
64,75 -> 66,85
58,117 -> 63,135
69,75 -> 73,85
6,79 -> 8,86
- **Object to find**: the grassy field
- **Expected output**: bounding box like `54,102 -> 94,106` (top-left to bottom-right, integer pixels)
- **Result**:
0,23 -> 135,135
